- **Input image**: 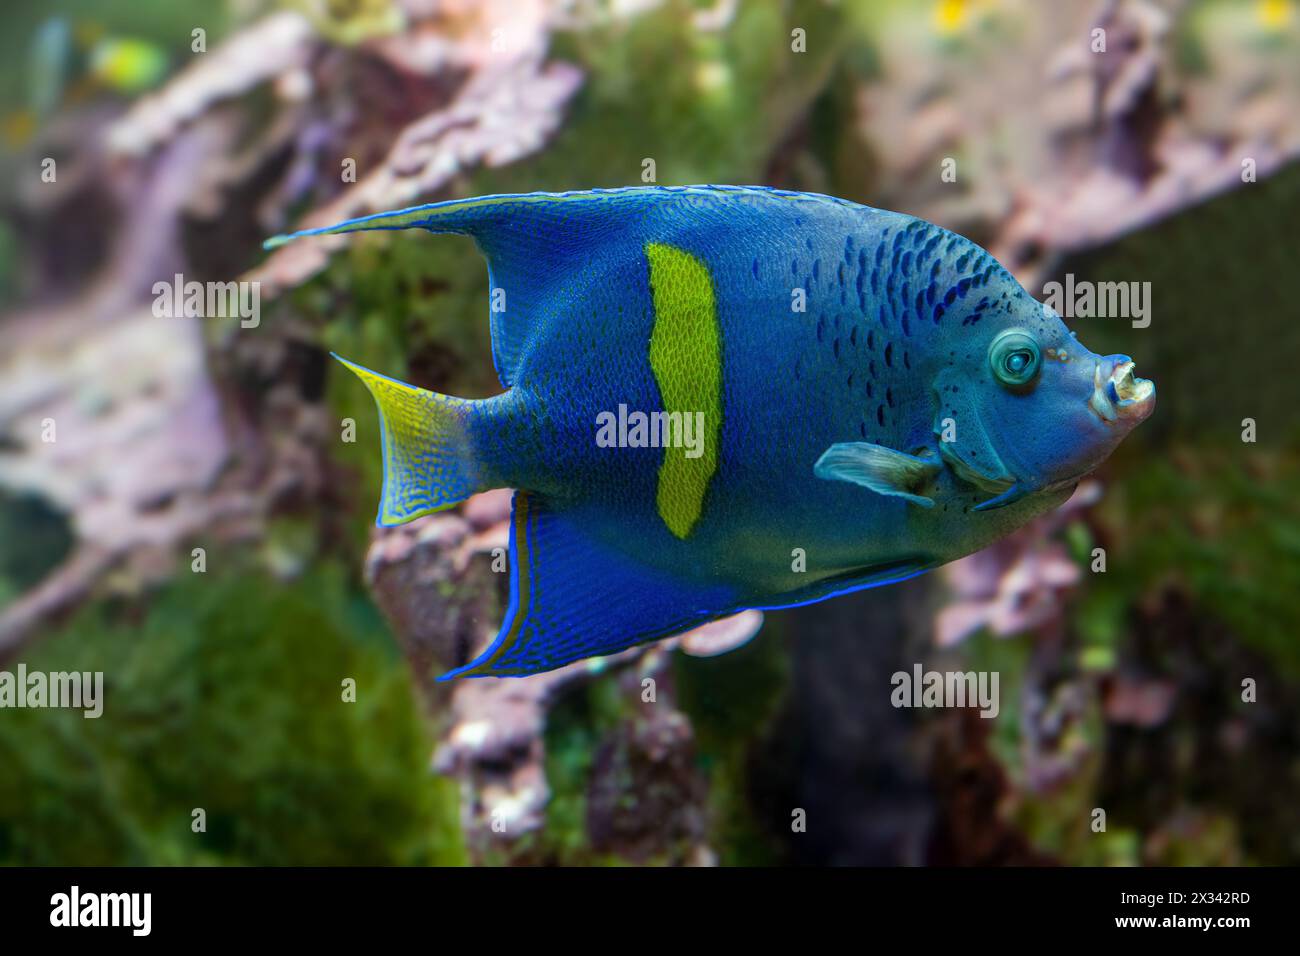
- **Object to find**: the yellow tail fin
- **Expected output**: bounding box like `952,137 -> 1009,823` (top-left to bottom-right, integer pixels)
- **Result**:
333,354 -> 484,526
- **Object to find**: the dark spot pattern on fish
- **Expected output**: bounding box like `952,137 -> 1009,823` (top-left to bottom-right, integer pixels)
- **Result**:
856,249 -> 867,307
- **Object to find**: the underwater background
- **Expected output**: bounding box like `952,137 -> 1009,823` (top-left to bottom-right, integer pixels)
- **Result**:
1,0 -> 1298,866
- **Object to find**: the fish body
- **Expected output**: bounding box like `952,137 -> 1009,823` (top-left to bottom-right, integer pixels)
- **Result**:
267,186 -> 1154,677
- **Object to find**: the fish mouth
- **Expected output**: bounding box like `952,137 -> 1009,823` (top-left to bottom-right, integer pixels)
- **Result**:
1089,357 -> 1155,424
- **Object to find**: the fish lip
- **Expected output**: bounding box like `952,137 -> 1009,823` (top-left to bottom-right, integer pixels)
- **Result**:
1089,359 -> 1155,424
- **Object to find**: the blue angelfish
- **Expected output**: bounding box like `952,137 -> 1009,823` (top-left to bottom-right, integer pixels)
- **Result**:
264,186 -> 1155,678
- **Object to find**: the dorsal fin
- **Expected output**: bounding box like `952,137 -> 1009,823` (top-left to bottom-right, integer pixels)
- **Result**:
265,189 -> 690,387
267,192 -> 635,387
262,186 -> 817,387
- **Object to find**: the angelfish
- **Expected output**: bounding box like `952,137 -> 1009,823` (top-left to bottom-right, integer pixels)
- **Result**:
265,186 -> 1154,678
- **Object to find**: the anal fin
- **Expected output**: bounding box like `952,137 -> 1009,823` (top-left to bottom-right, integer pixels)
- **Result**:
441,492 -> 742,679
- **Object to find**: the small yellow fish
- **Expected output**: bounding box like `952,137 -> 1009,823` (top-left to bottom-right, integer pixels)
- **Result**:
2,111 -> 37,149
89,37 -> 168,93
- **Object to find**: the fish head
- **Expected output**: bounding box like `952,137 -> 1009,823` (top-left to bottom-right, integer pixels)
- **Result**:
933,294 -> 1155,510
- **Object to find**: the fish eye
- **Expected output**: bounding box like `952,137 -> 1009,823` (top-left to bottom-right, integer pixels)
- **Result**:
989,329 -> 1041,389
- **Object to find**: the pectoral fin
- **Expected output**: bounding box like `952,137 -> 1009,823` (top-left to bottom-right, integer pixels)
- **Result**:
813,442 -> 940,508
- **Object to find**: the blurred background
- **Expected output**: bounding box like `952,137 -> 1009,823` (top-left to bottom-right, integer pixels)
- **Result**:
0,0 -> 1298,866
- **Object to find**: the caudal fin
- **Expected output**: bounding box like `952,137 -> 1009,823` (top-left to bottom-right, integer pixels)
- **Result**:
333,354 -> 488,526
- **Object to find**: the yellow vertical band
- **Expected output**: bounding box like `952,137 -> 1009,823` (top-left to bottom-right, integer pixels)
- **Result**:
645,243 -> 723,539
